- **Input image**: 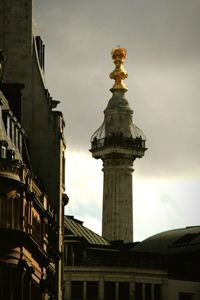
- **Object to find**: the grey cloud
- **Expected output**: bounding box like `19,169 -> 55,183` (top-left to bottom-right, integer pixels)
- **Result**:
34,0 -> 200,179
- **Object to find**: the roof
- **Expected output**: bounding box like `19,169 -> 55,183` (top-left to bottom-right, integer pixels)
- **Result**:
64,215 -> 110,246
133,226 -> 200,255
106,90 -> 131,111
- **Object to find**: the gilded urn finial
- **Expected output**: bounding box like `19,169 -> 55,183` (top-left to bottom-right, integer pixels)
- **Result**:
109,47 -> 128,90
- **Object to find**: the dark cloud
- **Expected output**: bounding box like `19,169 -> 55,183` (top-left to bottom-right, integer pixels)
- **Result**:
34,0 -> 200,179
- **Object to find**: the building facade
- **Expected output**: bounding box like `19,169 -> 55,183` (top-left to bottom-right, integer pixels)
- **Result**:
63,216 -> 200,300
0,1 -> 67,299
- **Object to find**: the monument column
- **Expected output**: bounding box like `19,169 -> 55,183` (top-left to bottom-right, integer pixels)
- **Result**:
90,47 -> 147,243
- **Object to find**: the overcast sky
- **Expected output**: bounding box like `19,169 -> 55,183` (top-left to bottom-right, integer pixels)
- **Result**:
34,0 -> 200,241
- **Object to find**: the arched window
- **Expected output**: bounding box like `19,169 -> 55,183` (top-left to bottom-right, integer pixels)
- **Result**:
0,193 -> 8,228
12,194 -> 21,230
0,193 -> 21,230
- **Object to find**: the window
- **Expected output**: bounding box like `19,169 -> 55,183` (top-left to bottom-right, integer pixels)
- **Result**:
0,195 -> 5,227
0,193 -> 21,230
135,283 -> 142,300
7,149 -> 15,160
15,126 -> 18,147
86,281 -> 98,300
35,36 -> 45,70
135,282 -> 162,300
0,141 -> 8,159
179,293 -> 193,300
1,146 -> 7,159
24,200 -> 28,232
0,145 -> 7,158
145,283 -> 152,300
18,132 -> 22,153
175,233 -> 200,245
10,119 -> 15,144
13,195 -> 21,230
154,284 -> 161,300
71,281 -> 83,300
104,282 -> 115,300
31,281 -> 40,299
6,114 -> 10,138
119,282 -> 129,300
0,193 -> 12,228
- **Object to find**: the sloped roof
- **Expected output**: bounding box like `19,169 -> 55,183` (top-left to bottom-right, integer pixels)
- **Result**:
133,226 -> 200,254
64,215 -> 110,246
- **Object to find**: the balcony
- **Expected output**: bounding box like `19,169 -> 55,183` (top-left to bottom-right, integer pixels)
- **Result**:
91,134 -> 146,151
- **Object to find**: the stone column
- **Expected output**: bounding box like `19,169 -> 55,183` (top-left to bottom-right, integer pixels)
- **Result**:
99,280 -> 104,300
102,157 -> 133,242
116,281 -> 119,300
83,281 -> 87,300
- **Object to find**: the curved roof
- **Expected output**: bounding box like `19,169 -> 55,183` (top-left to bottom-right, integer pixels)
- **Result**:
106,90 -> 131,111
64,215 -> 110,246
133,226 -> 200,255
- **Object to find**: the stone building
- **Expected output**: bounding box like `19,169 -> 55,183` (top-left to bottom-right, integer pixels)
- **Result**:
63,48 -> 200,300
0,1 -> 67,299
63,215 -> 200,300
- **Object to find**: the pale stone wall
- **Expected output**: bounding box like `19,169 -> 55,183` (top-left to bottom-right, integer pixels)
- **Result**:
168,279 -> 200,300
105,109 -> 133,137
102,157 -> 133,242
63,265 -> 167,300
64,267 -> 200,300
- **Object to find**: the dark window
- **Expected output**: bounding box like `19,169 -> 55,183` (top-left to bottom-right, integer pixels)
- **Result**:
35,36 -> 45,70
24,200 -> 28,232
86,281 -> 98,300
13,195 -> 21,230
64,244 -> 74,266
0,194 -> 12,228
18,132 -> 22,153
31,281 -> 41,299
0,194 -> 22,230
15,126 -> 18,147
135,283 -> 143,300
71,281 -> 83,300
0,145 -> 7,158
104,282 -> 115,300
23,273 -> 30,300
175,233 -> 200,245
0,265 -> 21,299
7,149 -> 15,160
7,114 -> 10,137
0,265 -> 9,299
179,293 -> 193,300
119,282 -> 129,300
11,119 -> 15,143
145,283 -> 152,300
154,284 -> 161,300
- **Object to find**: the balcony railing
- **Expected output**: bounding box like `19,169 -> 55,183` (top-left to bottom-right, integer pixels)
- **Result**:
91,134 -> 146,150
